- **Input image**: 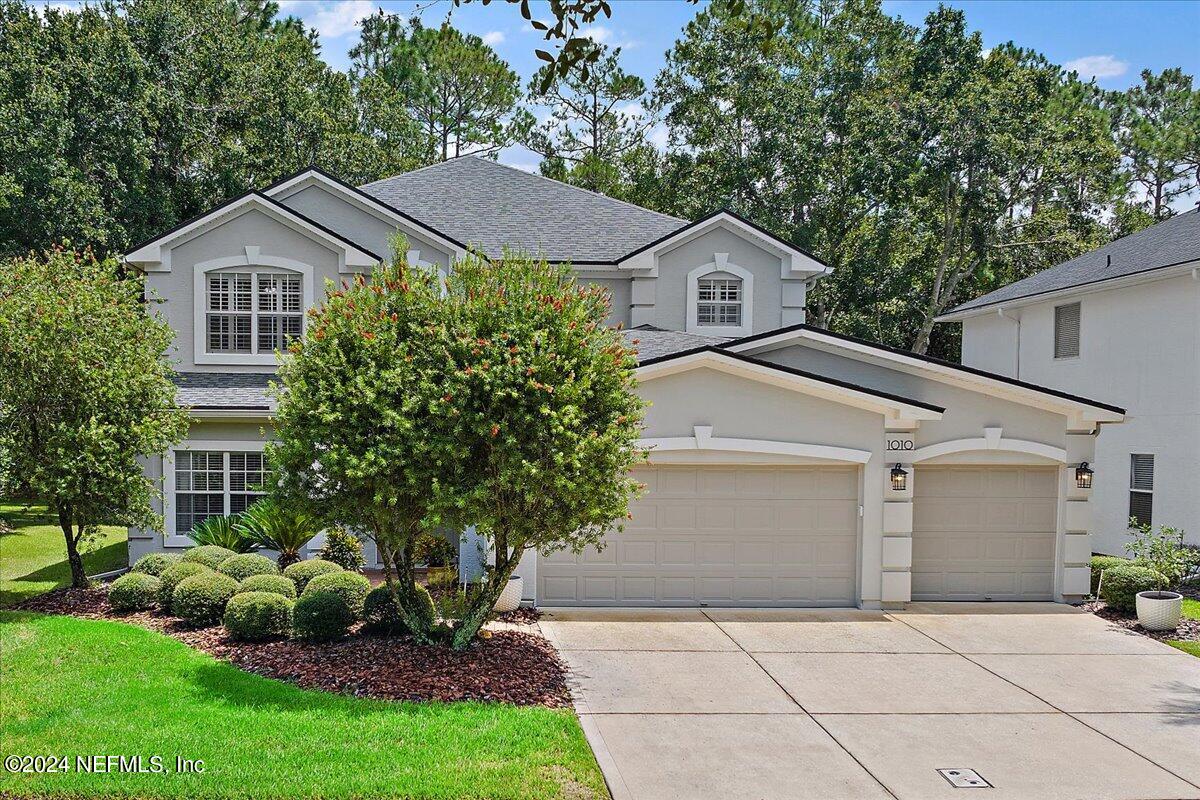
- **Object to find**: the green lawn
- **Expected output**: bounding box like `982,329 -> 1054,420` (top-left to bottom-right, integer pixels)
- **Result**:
0,612 -> 606,800
0,501 -> 127,607
1168,597 -> 1200,657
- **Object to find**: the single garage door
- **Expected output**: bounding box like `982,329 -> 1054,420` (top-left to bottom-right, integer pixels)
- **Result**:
538,465 -> 859,606
912,466 -> 1057,601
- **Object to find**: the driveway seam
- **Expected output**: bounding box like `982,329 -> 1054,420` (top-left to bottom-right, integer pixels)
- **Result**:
883,611 -> 1200,792
702,609 -> 900,800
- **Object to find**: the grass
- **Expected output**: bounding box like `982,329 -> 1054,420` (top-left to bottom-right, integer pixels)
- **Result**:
0,501 -> 127,607
0,612 -> 606,800
1167,597 -> 1200,657
1168,640 -> 1200,657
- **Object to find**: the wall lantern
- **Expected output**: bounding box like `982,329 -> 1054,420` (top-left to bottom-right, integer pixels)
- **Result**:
890,464 -> 909,492
1075,462 -> 1094,490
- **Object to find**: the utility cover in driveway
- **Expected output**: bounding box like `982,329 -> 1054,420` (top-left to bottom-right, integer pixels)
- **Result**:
537,465 -> 859,606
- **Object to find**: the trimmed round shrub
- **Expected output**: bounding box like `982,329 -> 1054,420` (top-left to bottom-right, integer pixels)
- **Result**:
363,585 -> 406,634
412,584 -> 437,631
217,553 -> 279,582
283,558 -> 343,593
108,572 -> 162,612
223,591 -> 294,641
1090,555 -> 1128,596
157,562 -> 213,611
302,571 -> 371,618
317,527 -> 365,572
130,552 -> 182,577
293,591 -> 355,641
239,573 -> 297,599
172,572 -> 240,627
181,544 -> 237,570
1099,563 -> 1162,613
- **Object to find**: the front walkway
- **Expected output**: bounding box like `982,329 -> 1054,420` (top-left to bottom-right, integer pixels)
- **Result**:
539,604 -> 1200,800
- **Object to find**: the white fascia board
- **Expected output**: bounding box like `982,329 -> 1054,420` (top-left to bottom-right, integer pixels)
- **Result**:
636,350 -> 942,422
935,260 -> 1200,323
263,170 -> 468,259
122,193 -> 378,273
188,408 -> 274,421
727,329 -> 1123,424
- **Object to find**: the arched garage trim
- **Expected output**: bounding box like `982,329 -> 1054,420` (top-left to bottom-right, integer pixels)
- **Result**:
912,433 -> 1066,464
639,425 -> 872,464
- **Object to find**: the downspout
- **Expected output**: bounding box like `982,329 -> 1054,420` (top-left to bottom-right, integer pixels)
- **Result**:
997,307 -> 1021,380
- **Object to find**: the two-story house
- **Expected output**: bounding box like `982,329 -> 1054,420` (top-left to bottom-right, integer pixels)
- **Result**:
938,210 -> 1200,554
123,156 -> 1125,608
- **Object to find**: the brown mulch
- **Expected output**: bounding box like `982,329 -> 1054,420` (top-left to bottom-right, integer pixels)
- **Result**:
1080,598 -> 1200,644
15,587 -> 571,707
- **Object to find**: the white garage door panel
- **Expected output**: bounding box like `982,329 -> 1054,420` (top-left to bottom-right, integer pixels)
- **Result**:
912,466 -> 1057,602
538,465 -> 859,606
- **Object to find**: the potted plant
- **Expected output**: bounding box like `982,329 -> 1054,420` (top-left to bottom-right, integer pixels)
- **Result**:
494,574 -> 523,613
414,532 -> 458,589
1124,519 -> 1189,631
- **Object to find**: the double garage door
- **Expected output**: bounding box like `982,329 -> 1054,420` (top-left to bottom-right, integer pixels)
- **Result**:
538,465 -> 860,606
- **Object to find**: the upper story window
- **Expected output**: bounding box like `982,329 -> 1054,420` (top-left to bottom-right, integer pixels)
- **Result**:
697,277 -> 743,327
1054,302 -> 1081,359
206,271 -> 302,355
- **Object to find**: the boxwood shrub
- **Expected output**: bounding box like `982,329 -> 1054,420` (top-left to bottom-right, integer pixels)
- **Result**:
130,553 -> 182,577
181,544 -> 237,570
157,562 -> 213,612
1090,555 -> 1128,596
293,591 -> 355,641
363,585 -> 405,634
217,553 -> 279,582
239,573 -> 297,599
283,558 -> 343,593
223,591 -> 294,641
172,572 -> 240,626
1099,563 -> 1162,613
302,571 -> 371,618
108,572 -> 162,612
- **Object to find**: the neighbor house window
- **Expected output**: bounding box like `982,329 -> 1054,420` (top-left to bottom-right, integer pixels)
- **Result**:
1129,453 -> 1154,526
697,277 -> 742,326
207,271 -> 302,354
174,450 -> 266,533
1054,302 -> 1081,359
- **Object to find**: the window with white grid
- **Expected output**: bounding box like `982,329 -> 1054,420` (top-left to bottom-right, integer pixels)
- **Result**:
207,273 -> 252,352
256,274 -> 303,352
174,450 -> 268,533
206,270 -> 303,354
697,278 -> 742,326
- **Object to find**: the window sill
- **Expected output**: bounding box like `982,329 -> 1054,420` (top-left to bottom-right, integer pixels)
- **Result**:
687,324 -> 752,338
194,351 -> 281,366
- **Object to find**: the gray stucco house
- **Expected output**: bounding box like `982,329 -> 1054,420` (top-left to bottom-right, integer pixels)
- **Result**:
124,156 -> 1125,608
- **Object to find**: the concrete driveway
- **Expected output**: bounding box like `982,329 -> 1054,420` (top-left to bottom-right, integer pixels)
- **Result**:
539,604 -> 1200,800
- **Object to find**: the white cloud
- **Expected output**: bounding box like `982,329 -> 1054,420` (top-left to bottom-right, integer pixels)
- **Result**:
482,30 -> 505,46
578,25 -> 613,44
284,0 -> 377,41
648,123 -> 670,151
1064,54 -> 1129,80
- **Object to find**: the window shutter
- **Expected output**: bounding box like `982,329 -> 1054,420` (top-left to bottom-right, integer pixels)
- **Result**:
1129,492 -> 1153,527
1054,303 -> 1081,358
1130,454 -> 1154,491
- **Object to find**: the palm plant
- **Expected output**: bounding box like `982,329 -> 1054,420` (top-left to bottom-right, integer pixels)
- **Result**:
188,515 -> 255,553
233,498 -> 319,568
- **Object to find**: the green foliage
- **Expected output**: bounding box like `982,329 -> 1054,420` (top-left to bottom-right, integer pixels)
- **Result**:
188,515 -> 255,553
302,571 -> 372,619
1099,563 -> 1163,613
107,572 -> 161,613
414,532 -> 457,568
283,559 -> 344,594
223,591 -> 294,641
171,572 -> 240,627
156,562 -> 212,612
0,250 -> 188,586
181,545 -> 237,570
317,527 -> 365,572
234,498 -> 320,567
293,591 -> 355,641
238,573 -> 297,599
217,553 -> 280,582
362,585 -> 407,635
130,553 -> 182,578
1090,555 -> 1129,596
1125,519 -> 1192,591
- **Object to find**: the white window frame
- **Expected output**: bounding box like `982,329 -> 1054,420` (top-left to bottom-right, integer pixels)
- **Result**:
163,439 -> 268,546
1053,301 -> 1081,360
1129,453 -> 1154,527
686,255 -> 754,337
193,253 -> 314,365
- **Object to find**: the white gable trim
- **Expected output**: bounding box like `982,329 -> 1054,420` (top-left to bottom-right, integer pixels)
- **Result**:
685,256 -> 754,337
636,349 -> 943,422
640,425 -> 872,464
123,193 -> 379,274
913,434 -> 1067,464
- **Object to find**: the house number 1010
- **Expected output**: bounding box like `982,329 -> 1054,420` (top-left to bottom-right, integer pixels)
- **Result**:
886,439 -> 914,452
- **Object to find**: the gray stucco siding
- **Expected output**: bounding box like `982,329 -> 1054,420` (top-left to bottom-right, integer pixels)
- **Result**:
579,275 -> 633,328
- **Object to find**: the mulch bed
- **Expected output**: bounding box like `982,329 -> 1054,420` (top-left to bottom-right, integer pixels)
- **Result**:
15,587 -> 571,707
1080,597 -> 1200,644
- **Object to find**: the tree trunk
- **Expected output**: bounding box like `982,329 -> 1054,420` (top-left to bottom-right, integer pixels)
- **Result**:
450,532 -> 523,650
57,506 -> 87,588
378,538 -> 439,643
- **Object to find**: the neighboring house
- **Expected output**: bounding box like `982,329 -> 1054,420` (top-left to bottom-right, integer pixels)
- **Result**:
938,210 -> 1200,554
124,156 -> 1125,608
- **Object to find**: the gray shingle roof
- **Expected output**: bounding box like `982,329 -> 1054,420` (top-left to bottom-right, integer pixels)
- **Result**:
947,209 -> 1200,316
623,325 -> 729,362
174,372 -> 274,409
359,156 -> 687,263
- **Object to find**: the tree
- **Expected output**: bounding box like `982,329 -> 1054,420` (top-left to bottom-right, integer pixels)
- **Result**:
0,249 -> 188,586
351,17 -> 523,161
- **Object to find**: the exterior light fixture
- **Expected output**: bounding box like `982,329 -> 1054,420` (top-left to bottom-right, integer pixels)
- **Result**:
1075,462 -> 1093,490
890,464 -> 908,492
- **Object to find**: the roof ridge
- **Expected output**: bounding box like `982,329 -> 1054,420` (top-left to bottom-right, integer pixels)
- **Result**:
357,156 -> 467,188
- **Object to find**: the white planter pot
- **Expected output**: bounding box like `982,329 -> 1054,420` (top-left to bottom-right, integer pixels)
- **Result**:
1135,591 -> 1183,631
494,576 -> 523,613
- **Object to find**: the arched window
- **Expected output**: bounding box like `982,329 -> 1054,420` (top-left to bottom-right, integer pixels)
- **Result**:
686,257 -> 754,336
